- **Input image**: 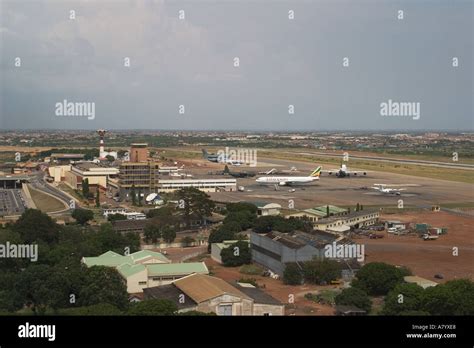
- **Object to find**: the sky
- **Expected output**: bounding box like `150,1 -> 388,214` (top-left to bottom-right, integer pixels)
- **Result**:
0,0 -> 472,131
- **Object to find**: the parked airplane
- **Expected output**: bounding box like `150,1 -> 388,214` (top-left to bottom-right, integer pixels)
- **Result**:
372,184 -> 405,195
256,166 -> 321,186
258,167 -> 298,175
323,164 -> 368,177
202,149 -> 243,165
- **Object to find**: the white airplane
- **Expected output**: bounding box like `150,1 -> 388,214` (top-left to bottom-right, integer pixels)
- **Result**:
256,166 -> 321,186
323,164 -> 368,177
372,184 -> 406,195
258,167 -> 298,175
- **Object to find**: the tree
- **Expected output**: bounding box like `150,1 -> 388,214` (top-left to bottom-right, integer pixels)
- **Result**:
223,165 -> 230,174
14,264 -> 73,314
351,262 -> 404,296
220,241 -> 251,267
108,213 -> 127,222
421,279 -> 474,315
383,283 -> 424,315
283,263 -> 303,285
161,226 -> 176,244
335,287 -> 371,313
78,266 -> 129,310
13,209 -> 60,244
59,303 -> 123,316
82,178 -> 90,197
72,208 -> 94,226
225,202 -> 257,215
302,259 -> 341,285
95,188 -> 100,207
176,188 -> 215,227
252,216 -> 310,234
223,210 -> 256,231
144,223 -> 162,244
128,299 -> 177,316
105,155 -> 115,162
326,205 -> 330,217
207,225 -> 238,252
181,236 -> 195,247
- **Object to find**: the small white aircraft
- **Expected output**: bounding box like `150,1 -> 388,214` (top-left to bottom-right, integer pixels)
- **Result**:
256,166 -> 321,186
323,164 -> 368,177
372,184 -> 406,195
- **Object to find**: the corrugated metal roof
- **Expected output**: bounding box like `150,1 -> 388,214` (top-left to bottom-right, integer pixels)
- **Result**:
173,274 -> 251,303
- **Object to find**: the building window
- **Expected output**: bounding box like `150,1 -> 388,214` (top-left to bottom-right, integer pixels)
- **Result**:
138,281 -> 146,285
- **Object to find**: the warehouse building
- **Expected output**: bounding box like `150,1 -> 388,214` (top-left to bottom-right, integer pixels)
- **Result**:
250,230 -> 354,276
143,274 -> 284,316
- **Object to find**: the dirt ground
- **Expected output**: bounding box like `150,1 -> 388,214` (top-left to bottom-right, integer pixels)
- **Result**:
204,258 -> 337,316
361,211 -> 474,282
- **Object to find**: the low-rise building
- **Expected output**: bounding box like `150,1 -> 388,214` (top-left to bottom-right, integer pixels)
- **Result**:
247,201 -> 282,216
285,205 -> 349,223
82,250 -> 209,293
143,274 -> 284,316
158,178 -> 237,193
313,210 -> 379,231
65,162 -> 119,189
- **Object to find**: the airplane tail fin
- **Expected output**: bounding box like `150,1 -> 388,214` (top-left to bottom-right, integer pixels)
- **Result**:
310,166 -> 322,177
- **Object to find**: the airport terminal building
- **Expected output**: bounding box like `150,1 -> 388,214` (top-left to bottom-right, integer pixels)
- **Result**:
158,178 -> 237,193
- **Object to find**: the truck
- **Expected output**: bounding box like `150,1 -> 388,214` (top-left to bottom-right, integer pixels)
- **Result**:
423,234 -> 439,241
238,186 -> 245,192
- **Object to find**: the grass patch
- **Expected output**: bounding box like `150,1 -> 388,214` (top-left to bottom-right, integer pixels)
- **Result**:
29,187 -> 66,213
240,264 -> 264,275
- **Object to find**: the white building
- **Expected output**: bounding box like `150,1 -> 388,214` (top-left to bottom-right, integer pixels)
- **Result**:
158,178 -> 237,193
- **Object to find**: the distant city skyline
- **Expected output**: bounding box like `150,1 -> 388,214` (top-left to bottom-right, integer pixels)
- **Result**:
1,0 -> 472,131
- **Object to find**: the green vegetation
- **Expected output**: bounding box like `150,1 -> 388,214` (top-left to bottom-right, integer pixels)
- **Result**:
28,188 -> 66,213
176,187 -> 215,228
302,259 -> 342,285
252,215 -> 312,234
335,287 -> 372,312
283,260 -> 342,286
237,278 -> 258,287
0,209 -> 141,315
240,264 -> 264,276
382,279 -> 474,315
72,208 -> 94,225
282,263 -> 303,285
351,262 -> 406,296
220,240 -> 251,267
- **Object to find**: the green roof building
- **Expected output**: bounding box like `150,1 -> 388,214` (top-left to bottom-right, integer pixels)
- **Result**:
82,250 -> 209,293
